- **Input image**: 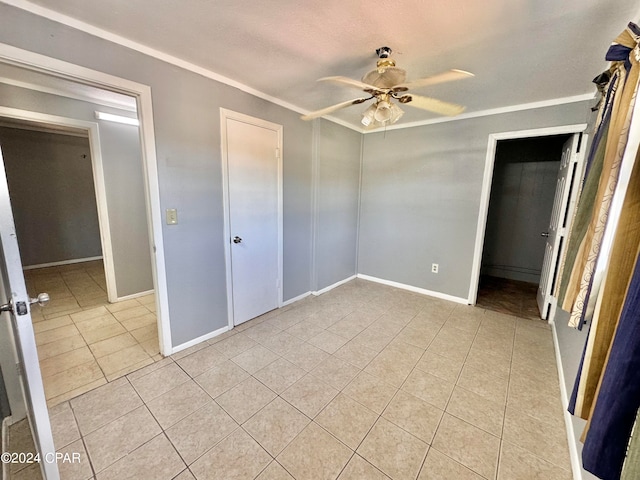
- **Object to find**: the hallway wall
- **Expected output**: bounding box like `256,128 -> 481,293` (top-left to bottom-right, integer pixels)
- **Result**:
0,127 -> 102,267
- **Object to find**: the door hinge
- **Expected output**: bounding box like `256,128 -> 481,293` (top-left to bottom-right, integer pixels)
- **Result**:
275,148 -> 280,159
16,362 -> 22,377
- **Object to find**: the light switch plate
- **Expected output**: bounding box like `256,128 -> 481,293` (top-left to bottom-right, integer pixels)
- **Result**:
166,208 -> 178,225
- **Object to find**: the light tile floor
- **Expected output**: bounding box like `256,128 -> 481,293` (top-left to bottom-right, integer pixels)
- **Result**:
24,261 -> 161,407
39,278 -> 571,480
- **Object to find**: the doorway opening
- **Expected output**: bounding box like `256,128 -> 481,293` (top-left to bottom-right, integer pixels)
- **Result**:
469,124 -> 588,319
0,44 -> 170,479
0,61 -> 166,414
477,135 -> 570,319
0,115 -> 160,407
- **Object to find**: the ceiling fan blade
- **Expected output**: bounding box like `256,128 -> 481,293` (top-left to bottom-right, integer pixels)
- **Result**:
318,76 -> 386,94
301,98 -> 369,120
401,94 -> 466,116
393,69 -> 474,92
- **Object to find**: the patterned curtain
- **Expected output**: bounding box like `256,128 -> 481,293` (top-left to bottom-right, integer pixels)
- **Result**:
557,23 -> 640,329
563,21 -> 640,480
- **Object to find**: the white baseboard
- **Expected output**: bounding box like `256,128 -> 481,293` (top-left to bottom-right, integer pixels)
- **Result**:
23,256 -> 103,270
116,289 -> 154,302
312,275 -> 357,296
356,274 -> 469,304
170,325 -> 230,355
282,291 -> 311,306
551,320 -> 583,480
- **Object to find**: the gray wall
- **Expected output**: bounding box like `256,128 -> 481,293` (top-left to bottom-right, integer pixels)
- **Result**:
482,161 -> 559,283
0,4 -> 318,346
0,83 -> 153,299
0,127 -> 102,267
314,119 -> 361,291
98,121 -> 153,297
358,103 -> 592,300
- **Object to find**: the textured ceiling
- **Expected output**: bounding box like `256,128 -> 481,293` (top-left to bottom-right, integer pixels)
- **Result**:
6,0 -> 640,129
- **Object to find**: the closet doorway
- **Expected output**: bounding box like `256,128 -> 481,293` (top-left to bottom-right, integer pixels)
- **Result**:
469,124 -> 588,320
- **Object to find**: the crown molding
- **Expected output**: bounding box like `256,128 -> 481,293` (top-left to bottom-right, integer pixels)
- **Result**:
363,93 -> 596,134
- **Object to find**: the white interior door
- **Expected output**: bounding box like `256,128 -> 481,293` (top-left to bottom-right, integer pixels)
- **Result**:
0,146 -> 59,479
224,114 -> 282,325
537,133 -> 587,319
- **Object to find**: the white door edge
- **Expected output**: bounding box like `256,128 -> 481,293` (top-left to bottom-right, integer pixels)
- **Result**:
468,123 -> 588,305
220,108 -> 283,329
537,133 -> 588,319
0,42 -> 173,354
0,145 -> 60,479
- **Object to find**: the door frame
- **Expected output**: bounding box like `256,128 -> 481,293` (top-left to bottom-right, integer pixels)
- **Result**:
220,108 -> 283,329
468,123 -> 588,305
0,42 -> 172,355
0,106 -> 120,303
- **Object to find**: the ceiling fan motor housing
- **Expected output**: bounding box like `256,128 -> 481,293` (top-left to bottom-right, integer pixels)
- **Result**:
376,46 -> 392,58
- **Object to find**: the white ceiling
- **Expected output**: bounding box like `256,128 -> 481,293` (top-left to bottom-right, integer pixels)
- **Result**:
7,0 -> 640,129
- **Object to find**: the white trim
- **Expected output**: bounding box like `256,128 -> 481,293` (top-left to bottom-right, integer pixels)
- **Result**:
86,123 -> 118,302
355,133 -> 365,273
0,118 -> 87,137
282,291 -> 311,306
115,289 -> 154,302
357,274 -> 469,304
312,275 -> 357,296
0,75 -> 137,113
468,123 -> 589,305
0,106 -> 119,302
0,43 -> 172,355
365,94 -> 595,133
219,108 -> 284,329
23,255 -> 103,270
170,325 -> 230,355
551,321 -> 583,480
310,119 -> 320,291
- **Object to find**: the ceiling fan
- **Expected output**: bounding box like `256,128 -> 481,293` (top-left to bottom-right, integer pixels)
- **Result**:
301,46 -> 474,127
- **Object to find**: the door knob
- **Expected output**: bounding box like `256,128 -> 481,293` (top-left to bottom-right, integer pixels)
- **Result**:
541,232 -> 549,237
0,293 -> 49,314
30,293 -> 50,307
233,236 -> 242,244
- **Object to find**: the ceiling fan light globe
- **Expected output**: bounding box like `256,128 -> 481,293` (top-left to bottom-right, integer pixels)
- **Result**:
361,103 -> 377,126
374,101 -> 392,122
389,103 -> 404,124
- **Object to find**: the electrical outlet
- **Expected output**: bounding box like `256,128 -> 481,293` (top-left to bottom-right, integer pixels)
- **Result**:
431,263 -> 439,274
